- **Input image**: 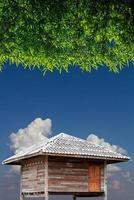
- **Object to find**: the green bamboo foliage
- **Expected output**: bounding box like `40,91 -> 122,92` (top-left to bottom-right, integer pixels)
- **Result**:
0,0 -> 134,72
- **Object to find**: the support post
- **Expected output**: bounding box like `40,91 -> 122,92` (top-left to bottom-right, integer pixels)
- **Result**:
20,193 -> 24,200
45,155 -> 49,200
20,166 -> 24,200
73,195 -> 76,200
104,160 -> 107,200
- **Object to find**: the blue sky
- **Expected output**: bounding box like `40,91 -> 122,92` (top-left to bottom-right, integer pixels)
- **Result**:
0,63 -> 134,200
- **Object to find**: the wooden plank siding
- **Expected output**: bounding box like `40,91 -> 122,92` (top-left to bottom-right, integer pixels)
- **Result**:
21,156 -> 45,193
48,161 -> 89,192
48,157 -> 104,193
21,155 -> 104,196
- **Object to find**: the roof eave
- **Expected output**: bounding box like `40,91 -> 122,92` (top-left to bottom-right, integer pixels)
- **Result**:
3,152 -> 130,165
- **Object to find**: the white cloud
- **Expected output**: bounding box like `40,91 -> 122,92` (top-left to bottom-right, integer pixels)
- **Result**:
87,133 -> 128,178
107,165 -> 121,177
107,165 -> 121,173
10,118 -> 52,154
87,134 -> 132,193
112,179 -> 121,190
87,133 -> 127,154
10,166 -> 21,174
9,118 -> 52,173
121,171 -> 132,182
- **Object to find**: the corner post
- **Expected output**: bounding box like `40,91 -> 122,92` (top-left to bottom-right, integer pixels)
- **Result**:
104,160 -> 107,200
20,166 -> 24,200
20,194 -> 24,200
45,155 -> 49,200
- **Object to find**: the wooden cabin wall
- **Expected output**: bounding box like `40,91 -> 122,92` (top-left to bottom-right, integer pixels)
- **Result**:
48,156 -> 104,193
21,155 -> 105,195
21,156 -> 45,193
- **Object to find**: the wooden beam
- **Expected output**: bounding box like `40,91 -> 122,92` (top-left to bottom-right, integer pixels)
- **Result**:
104,160 -> 107,200
45,155 -> 49,200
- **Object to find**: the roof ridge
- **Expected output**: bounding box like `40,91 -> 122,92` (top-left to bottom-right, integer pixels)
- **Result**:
53,133 -> 128,157
58,132 -> 86,141
43,133 -> 64,151
57,133 -> 114,152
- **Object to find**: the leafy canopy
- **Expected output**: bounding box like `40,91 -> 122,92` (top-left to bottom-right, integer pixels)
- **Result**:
0,0 -> 134,72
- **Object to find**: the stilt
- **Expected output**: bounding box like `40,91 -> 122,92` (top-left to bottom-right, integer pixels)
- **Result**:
20,166 -> 24,200
45,194 -> 49,200
20,193 -> 24,200
104,160 -> 107,200
73,195 -> 76,200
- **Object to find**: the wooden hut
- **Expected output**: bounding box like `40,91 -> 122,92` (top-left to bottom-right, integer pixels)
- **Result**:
3,133 -> 130,200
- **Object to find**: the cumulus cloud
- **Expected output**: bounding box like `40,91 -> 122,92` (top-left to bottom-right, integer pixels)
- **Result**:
87,133 -> 132,192
109,170 -> 132,191
107,165 -> 121,177
87,133 -> 127,154
121,171 -> 132,182
9,118 -> 52,173
111,180 -> 121,190
10,118 -> 52,154
87,133 -> 128,177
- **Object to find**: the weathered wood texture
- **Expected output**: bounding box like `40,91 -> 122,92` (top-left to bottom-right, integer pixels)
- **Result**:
44,155 -> 49,200
21,156 -> 104,195
21,156 -> 45,193
48,157 -> 104,193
